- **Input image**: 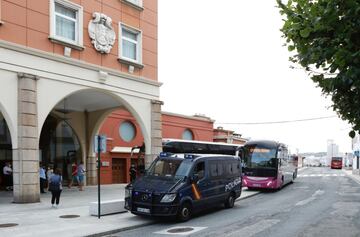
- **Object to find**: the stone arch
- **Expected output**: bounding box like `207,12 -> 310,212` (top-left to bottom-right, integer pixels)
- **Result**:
0,102 -> 16,147
37,86 -> 151,157
39,113 -> 83,174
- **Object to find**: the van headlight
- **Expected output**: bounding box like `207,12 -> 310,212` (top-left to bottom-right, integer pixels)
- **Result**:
160,193 -> 177,203
125,188 -> 132,198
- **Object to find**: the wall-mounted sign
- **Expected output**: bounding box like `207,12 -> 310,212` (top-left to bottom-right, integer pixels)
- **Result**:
101,161 -> 110,167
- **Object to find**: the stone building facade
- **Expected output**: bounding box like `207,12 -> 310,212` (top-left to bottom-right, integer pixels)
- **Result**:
0,0 -> 159,203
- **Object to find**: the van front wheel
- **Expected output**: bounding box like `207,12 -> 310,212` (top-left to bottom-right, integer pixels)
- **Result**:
177,202 -> 192,222
224,193 -> 235,208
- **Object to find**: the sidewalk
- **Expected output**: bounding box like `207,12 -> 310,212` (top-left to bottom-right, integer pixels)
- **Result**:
0,185 -> 259,237
343,169 -> 360,185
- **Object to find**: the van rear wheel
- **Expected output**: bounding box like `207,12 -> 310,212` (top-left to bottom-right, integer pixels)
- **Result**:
177,202 -> 192,222
224,193 -> 235,208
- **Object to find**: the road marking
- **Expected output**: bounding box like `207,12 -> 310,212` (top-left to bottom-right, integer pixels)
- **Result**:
223,219 -> 280,237
154,226 -> 207,235
295,189 -> 324,206
298,174 -> 345,177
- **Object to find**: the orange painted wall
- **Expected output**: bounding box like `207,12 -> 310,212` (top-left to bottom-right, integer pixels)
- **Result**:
162,114 -> 214,141
0,0 -> 158,81
99,110 -> 144,184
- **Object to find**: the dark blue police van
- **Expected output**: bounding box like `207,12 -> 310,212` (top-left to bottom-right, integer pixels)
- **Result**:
124,153 -> 242,221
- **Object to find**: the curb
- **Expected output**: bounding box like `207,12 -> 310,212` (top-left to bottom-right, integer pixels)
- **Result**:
84,221 -> 155,237
85,190 -> 260,236
343,170 -> 360,185
236,191 -> 260,202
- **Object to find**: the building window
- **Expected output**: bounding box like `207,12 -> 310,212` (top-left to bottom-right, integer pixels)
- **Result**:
118,23 -> 143,68
122,0 -> 144,10
182,129 -> 194,140
119,121 -> 136,142
49,0 -> 83,49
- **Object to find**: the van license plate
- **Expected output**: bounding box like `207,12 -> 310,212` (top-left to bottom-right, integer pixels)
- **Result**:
137,207 -> 150,213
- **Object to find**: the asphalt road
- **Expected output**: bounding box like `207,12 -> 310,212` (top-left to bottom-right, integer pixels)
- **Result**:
108,167 -> 360,237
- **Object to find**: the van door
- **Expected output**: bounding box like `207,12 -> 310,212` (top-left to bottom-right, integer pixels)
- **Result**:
191,161 -> 211,207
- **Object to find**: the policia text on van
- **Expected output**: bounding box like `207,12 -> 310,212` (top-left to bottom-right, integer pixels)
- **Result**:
124,153 -> 242,221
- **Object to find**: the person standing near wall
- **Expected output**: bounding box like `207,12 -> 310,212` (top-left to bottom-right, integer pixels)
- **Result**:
46,164 -> 54,191
77,161 -> 86,191
3,162 -> 12,191
39,163 -> 47,193
129,164 -> 137,183
49,168 -> 63,208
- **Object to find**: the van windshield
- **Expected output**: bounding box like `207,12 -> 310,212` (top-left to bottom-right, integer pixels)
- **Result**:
147,158 -> 192,179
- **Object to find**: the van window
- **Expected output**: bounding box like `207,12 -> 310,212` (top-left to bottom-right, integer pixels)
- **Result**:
232,162 -> 239,174
194,161 -> 205,180
210,162 -> 218,177
148,159 -> 186,178
217,163 -> 224,177
225,163 -> 232,175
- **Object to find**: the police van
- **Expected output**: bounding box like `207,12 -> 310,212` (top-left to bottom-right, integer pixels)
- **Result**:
124,153 -> 242,221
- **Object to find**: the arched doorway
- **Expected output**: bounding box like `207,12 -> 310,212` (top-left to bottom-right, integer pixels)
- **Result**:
0,113 -> 12,191
38,88 -> 154,187
39,114 -> 82,185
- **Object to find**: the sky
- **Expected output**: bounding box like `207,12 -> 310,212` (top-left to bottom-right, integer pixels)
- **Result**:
157,0 -> 353,154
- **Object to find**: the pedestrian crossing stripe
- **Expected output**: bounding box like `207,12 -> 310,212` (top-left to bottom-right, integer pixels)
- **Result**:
298,174 -> 345,177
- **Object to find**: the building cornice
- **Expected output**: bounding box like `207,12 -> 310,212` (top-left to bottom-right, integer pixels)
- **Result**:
162,111 -> 215,122
0,40 -> 162,87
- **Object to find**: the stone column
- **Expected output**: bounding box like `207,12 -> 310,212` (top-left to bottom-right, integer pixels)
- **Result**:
13,73 -> 40,203
145,100 -> 163,168
86,155 -> 97,185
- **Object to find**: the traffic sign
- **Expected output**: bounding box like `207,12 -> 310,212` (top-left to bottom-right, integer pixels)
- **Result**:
94,135 -> 107,153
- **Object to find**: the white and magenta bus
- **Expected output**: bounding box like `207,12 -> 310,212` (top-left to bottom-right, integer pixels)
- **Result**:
241,140 -> 297,190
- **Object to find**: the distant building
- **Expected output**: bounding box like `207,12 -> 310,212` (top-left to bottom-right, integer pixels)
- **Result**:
213,127 -> 248,145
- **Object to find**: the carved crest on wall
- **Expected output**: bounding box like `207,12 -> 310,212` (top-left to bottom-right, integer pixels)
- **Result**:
88,12 -> 116,54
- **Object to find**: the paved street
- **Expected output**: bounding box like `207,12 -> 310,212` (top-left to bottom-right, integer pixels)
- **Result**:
108,167 -> 360,237
0,183 -> 258,237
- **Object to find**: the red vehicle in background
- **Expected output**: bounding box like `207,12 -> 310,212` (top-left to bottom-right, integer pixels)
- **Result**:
331,157 -> 343,169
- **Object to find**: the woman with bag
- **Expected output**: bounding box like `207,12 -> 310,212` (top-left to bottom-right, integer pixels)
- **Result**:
48,168 -> 63,208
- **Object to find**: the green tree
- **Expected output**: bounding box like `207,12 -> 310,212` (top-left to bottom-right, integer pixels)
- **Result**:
277,0 -> 360,138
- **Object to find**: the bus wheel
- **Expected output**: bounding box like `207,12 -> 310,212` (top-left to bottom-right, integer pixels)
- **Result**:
224,193 -> 235,208
177,202 -> 192,222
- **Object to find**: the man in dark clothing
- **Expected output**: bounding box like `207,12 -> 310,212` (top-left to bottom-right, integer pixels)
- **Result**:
129,164 -> 137,183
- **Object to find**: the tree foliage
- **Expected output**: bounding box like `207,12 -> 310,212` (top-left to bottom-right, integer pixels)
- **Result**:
277,0 -> 360,138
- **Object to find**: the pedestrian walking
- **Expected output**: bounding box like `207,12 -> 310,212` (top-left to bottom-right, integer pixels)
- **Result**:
48,168 -> 63,208
77,161 -> 86,191
68,161 -> 78,188
3,162 -> 13,191
39,163 -> 47,193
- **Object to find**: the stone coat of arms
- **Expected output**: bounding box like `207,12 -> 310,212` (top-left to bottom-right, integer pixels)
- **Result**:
88,12 -> 116,54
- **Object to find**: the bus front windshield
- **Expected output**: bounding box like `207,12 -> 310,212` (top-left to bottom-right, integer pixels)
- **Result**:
244,145 -> 277,169
146,158 -> 192,179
